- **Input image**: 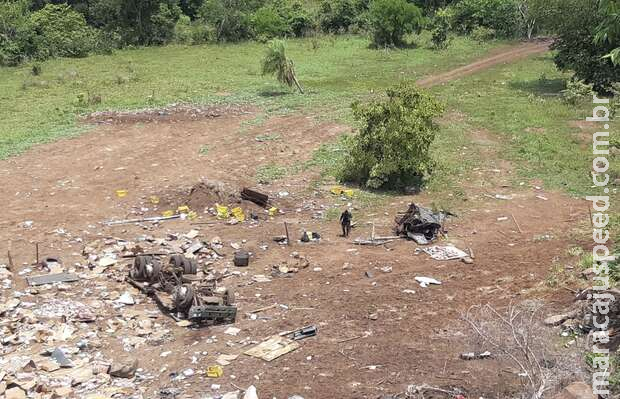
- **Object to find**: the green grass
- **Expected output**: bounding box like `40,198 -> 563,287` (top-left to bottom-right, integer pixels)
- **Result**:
431,53 -> 617,198
0,33 -> 503,159
256,163 -> 288,183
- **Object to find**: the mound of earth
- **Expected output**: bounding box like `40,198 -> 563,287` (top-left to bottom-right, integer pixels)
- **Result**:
186,180 -> 242,211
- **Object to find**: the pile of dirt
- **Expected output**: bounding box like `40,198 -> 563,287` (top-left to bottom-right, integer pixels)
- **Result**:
186,180 -> 242,211
83,104 -> 251,125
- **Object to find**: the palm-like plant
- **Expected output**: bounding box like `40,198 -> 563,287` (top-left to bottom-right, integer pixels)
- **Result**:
261,40 -> 304,94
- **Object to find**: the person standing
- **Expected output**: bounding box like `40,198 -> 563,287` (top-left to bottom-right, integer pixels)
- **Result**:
340,209 -> 352,237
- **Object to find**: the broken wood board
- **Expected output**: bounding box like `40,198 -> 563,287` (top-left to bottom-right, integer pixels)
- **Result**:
244,335 -> 300,361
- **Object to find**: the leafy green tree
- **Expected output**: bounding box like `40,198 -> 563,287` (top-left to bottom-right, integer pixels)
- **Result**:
30,3 -> 98,58
318,0 -> 366,33
0,0 -> 36,65
596,0 -> 620,65
338,82 -> 444,189
199,0 -> 263,42
252,6 -> 290,39
449,0 -> 521,38
261,39 -> 303,93
368,0 -> 423,47
429,7 -> 451,48
548,0 -> 620,93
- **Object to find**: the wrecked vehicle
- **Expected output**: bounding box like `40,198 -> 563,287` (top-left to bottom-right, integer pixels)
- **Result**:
394,203 -> 453,244
127,254 -> 236,326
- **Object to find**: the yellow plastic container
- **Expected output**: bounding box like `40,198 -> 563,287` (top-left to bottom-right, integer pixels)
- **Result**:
268,206 -> 278,216
115,189 -> 128,198
162,210 -> 174,217
207,365 -> 223,378
149,195 -> 160,204
216,204 -> 230,219
231,207 -> 245,222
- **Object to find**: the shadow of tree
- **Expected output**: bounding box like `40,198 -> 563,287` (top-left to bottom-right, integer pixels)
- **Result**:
258,89 -> 290,97
509,77 -> 566,97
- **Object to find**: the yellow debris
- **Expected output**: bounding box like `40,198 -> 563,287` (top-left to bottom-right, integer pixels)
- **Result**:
206,365 -> 223,378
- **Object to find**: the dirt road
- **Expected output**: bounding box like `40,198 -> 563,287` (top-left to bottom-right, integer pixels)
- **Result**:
417,40 -> 551,88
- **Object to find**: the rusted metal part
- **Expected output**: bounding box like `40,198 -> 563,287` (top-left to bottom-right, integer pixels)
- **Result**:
127,254 -> 236,326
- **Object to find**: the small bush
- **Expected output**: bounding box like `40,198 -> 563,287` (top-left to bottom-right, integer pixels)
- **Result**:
561,79 -> 594,105
174,14 -> 194,44
368,0 -> 424,47
470,25 -> 496,42
337,82 -> 444,189
199,0 -> 256,42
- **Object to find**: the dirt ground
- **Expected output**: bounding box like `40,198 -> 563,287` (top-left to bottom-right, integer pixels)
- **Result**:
0,43 -> 591,399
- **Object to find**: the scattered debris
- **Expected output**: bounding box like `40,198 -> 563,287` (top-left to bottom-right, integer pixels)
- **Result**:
422,245 -> 469,261
241,188 -> 269,207
27,272 -> 79,286
127,254 -> 237,325
394,203 -> 452,242
109,359 -> 138,378
415,276 -> 442,288
244,335 -> 300,361
233,250 -> 250,267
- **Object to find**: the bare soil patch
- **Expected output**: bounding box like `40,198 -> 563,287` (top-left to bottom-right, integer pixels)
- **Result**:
0,105 -> 590,399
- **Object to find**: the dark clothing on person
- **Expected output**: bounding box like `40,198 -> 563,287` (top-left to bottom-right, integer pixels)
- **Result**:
340,210 -> 352,237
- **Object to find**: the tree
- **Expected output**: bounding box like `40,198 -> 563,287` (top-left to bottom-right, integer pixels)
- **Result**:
261,39 -> 303,93
199,0 -> 262,42
449,0 -> 521,38
429,7 -> 451,48
30,3 -> 98,58
548,0 -> 620,93
338,82 -> 444,189
368,0 -> 423,47
595,0 -> 620,65
0,0 -> 36,65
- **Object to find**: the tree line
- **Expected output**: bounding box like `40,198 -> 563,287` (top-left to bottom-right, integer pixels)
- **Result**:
0,0 -> 618,92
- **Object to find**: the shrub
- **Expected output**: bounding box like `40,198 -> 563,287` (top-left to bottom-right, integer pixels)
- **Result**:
149,2 -> 183,44
429,7 -> 452,49
561,79 -> 594,105
174,14 -> 194,44
368,0 -> 423,47
252,7 -> 290,39
449,0 -> 521,38
199,0 -> 259,42
30,4 -> 99,58
318,0 -> 366,33
0,0 -> 37,66
550,0 -> 620,93
337,82 -> 444,189
285,1 -> 315,37
470,25 -> 496,42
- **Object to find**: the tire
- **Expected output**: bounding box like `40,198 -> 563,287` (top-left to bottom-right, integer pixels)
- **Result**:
183,258 -> 197,275
173,284 -> 194,312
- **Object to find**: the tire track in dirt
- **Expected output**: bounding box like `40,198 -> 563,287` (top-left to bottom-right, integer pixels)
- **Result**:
417,40 -> 551,88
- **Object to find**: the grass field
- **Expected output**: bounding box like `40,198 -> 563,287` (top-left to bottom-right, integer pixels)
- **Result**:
0,33 -> 501,159
1,33 -> 615,214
